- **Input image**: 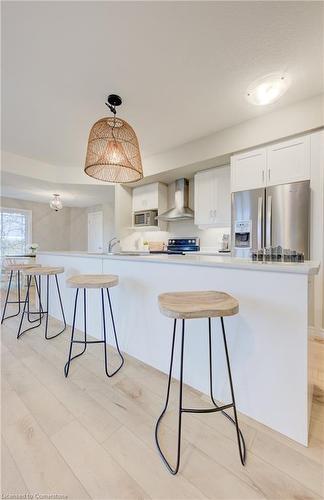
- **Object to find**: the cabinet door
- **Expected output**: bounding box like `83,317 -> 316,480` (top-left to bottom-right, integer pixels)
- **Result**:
266,135 -> 310,186
214,165 -> 231,226
231,149 -> 266,192
132,183 -> 158,212
194,169 -> 215,226
194,166 -> 231,226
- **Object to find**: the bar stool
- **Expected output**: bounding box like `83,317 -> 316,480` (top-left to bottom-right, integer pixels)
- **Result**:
1,261 -> 42,323
64,274 -> 124,378
17,266 -> 66,340
155,290 -> 246,475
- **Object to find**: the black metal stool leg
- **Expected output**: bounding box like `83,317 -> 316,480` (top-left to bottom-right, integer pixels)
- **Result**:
17,276 -> 43,338
17,269 -> 21,309
55,274 -> 67,331
64,288 -> 81,377
1,270 -> 27,322
44,274 -> 66,340
155,316 -> 246,475
27,275 -> 44,324
208,317 -> 246,465
17,277 -> 31,338
220,317 -> 246,466
102,288 -> 124,377
155,318 -> 185,475
1,270 -> 14,323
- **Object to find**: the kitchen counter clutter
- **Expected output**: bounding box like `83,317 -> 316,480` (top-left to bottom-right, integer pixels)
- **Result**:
37,250 -> 320,275
36,250 -> 319,447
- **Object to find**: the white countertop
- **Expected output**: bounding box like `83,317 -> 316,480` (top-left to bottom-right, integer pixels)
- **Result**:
37,251 -> 320,275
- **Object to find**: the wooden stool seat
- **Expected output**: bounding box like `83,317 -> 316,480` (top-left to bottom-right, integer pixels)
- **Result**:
158,291 -> 239,319
23,266 -> 64,276
4,263 -> 42,272
66,274 -> 118,289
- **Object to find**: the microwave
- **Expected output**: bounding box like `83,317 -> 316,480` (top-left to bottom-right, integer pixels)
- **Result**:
134,210 -> 158,227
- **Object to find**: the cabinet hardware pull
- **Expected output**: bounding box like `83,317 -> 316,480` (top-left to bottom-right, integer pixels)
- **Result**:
262,170 -> 265,183
268,169 -> 271,181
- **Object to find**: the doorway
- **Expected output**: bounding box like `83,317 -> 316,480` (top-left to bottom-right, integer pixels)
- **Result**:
87,211 -> 103,253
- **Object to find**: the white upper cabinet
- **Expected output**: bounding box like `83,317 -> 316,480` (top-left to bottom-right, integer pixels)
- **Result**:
266,135 -> 310,186
230,134 -> 311,192
231,149 -> 267,192
194,165 -> 231,227
132,182 -> 168,230
132,183 -> 160,212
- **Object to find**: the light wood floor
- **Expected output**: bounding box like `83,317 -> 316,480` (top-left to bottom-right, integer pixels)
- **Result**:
1,296 -> 324,499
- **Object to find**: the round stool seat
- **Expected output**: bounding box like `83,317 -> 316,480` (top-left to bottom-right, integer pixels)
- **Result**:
23,266 -> 64,276
66,274 -> 118,289
4,263 -> 41,272
158,291 -> 239,319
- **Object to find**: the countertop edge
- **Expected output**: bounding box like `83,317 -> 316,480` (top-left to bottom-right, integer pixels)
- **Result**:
36,251 -> 320,275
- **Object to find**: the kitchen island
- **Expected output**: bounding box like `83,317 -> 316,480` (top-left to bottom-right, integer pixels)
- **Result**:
37,251 -> 319,446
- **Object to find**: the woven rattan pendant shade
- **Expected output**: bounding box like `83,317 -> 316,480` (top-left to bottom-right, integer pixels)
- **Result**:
85,116 -> 143,183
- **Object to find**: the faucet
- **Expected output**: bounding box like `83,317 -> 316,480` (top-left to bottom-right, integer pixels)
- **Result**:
108,237 -> 120,253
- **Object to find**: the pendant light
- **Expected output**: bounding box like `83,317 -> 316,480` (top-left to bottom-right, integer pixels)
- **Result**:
50,194 -> 63,211
84,94 -> 143,183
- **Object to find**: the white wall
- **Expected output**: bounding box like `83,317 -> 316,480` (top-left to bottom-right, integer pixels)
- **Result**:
0,197 -> 88,251
143,94 -> 324,178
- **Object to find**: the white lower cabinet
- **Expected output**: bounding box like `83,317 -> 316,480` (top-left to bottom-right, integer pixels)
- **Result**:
194,165 -> 231,227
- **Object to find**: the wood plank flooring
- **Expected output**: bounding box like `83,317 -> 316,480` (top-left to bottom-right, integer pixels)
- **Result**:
1,295 -> 324,499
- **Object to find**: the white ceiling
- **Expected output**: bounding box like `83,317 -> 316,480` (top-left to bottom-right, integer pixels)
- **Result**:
2,1 -> 323,172
1,172 -> 114,207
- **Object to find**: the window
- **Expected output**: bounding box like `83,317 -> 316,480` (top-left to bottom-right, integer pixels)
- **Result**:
0,207 -> 32,256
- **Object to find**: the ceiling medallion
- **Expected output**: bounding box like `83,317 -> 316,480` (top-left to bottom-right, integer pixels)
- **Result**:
84,94 -> 143,183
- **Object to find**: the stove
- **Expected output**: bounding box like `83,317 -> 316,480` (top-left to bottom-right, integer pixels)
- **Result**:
149,238 -> 200,255
167,237 -> 200,253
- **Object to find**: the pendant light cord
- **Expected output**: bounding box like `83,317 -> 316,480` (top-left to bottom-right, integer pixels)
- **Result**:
105,100 -> 118,145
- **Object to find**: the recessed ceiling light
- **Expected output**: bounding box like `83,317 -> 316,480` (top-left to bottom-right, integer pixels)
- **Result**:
246,73 -> 291,106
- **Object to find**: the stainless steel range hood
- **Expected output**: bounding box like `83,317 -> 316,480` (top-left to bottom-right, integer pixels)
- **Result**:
156,178 -> 194,222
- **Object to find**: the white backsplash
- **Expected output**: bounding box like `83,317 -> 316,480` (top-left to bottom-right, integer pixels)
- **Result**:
168,220 -> 230,252
120,221 -> 230,252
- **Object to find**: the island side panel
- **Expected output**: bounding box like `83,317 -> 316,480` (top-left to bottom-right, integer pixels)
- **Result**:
37,253 -> 309,445
102,258 -> 309,446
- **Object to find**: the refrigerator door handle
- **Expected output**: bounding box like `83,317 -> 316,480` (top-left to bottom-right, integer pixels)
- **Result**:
257,196 -> 263,249
266,195 -> 272,246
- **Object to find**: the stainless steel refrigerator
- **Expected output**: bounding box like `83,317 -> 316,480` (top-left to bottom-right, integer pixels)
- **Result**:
231,180 -> 310,259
